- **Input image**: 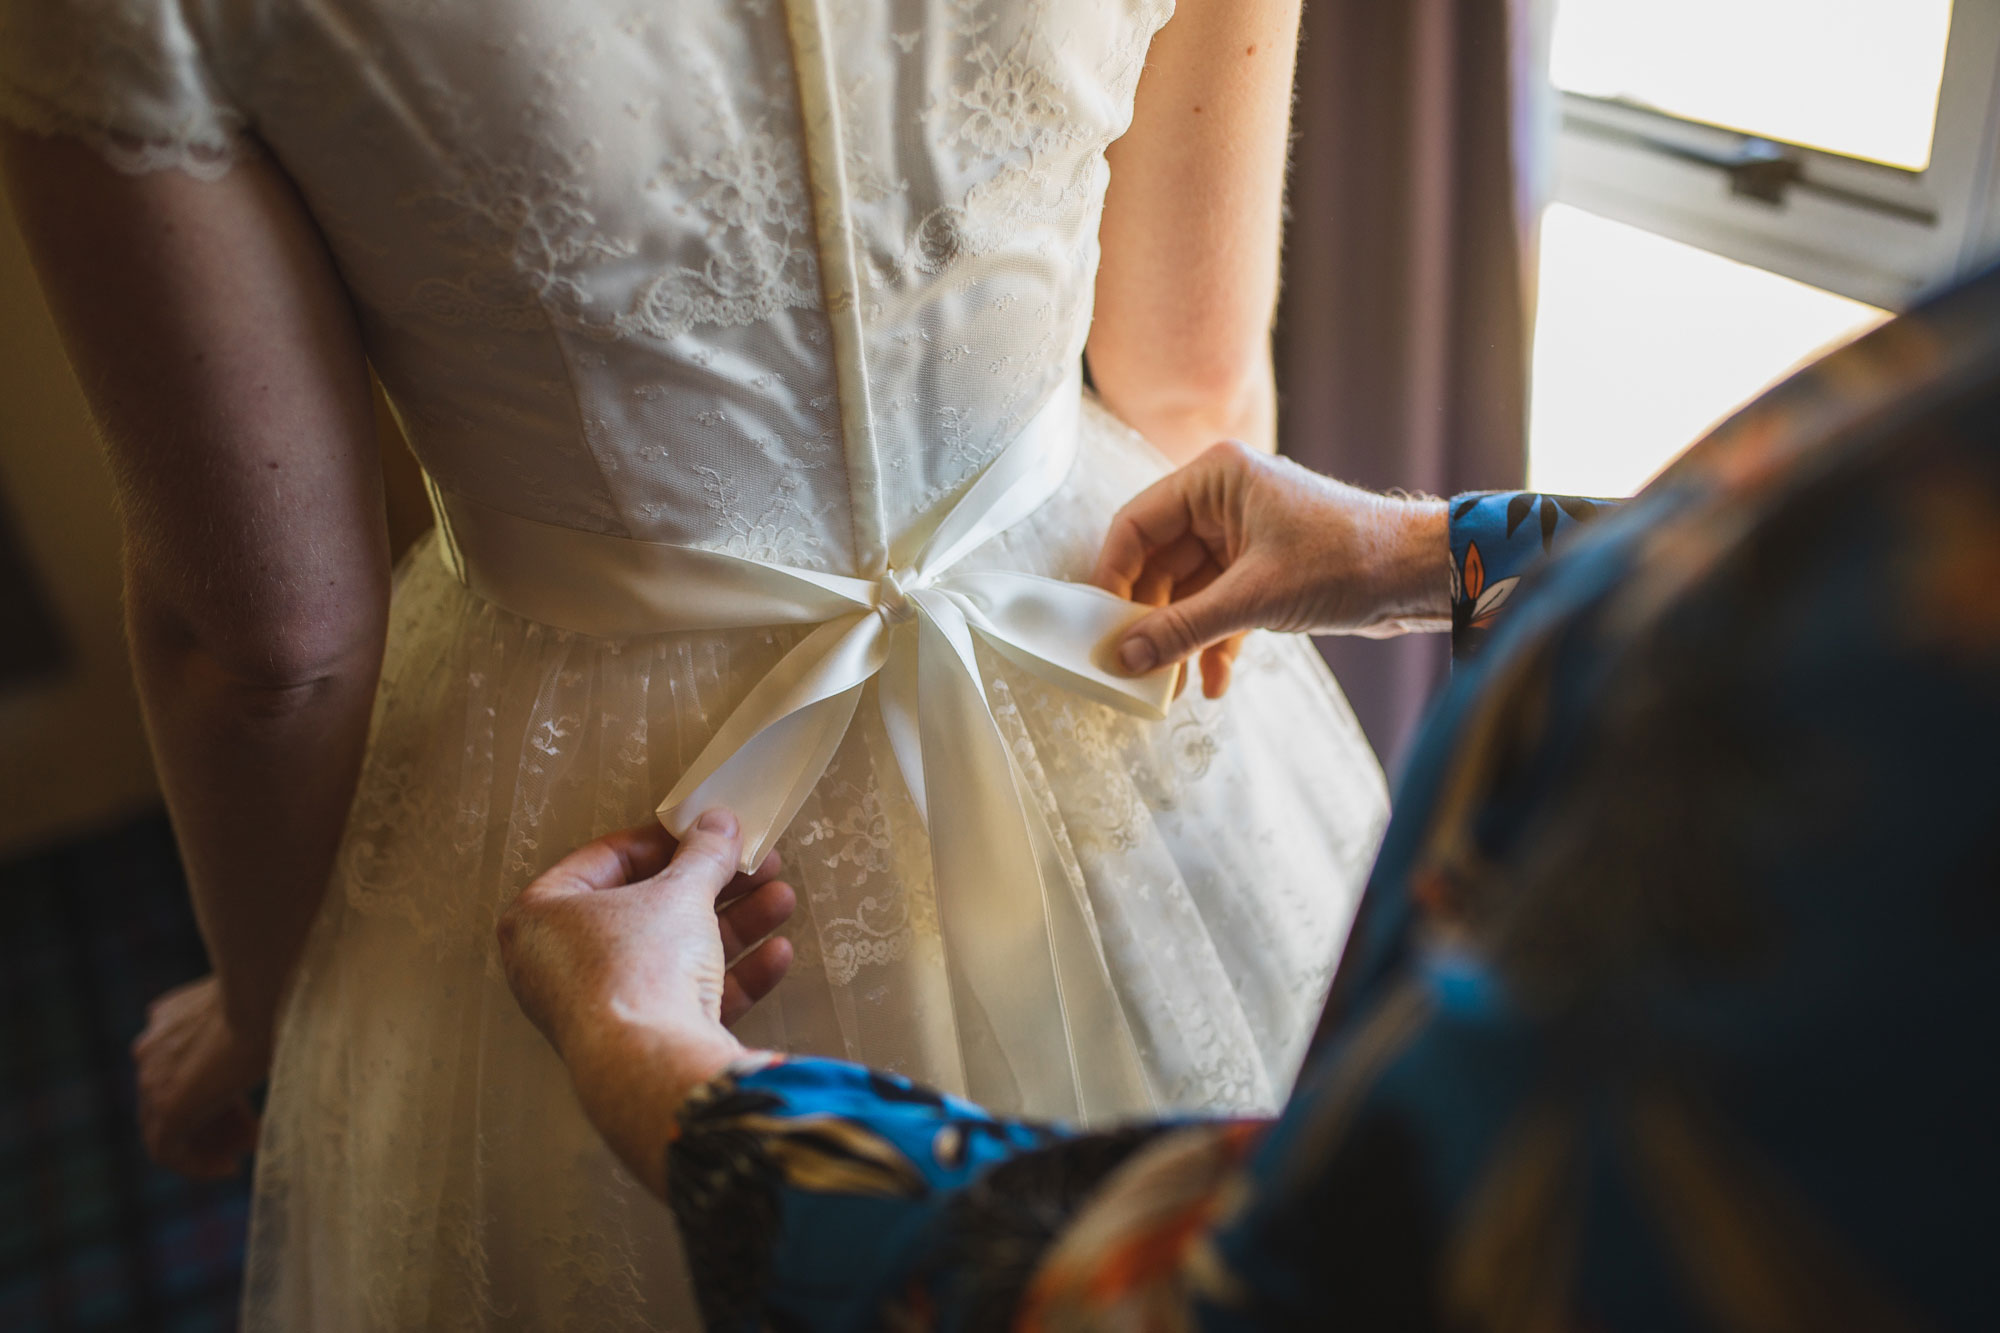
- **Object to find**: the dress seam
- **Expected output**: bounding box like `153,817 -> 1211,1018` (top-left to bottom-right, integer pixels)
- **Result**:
781,0 -> 891,577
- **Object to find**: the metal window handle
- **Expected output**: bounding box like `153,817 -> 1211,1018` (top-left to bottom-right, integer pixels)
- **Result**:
1658,136 -> 1803,205
1565,101 -> 1939,225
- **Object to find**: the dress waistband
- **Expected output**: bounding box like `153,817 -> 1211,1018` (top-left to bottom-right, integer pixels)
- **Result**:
424,371 -> 1175,1122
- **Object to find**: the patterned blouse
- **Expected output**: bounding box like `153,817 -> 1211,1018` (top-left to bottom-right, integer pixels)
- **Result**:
666,265 -> 2000,1333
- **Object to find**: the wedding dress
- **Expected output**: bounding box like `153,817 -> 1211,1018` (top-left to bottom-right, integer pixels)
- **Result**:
2,0 -> 1389,1326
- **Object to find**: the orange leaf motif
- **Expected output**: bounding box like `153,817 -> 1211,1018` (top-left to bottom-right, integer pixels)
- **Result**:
1463,541 -> 1485,602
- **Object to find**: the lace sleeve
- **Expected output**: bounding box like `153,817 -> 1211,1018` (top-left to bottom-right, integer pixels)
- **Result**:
0,0 -> 249,180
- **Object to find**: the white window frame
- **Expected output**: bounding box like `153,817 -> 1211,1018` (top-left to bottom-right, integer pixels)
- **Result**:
1551,0 -> 2000,310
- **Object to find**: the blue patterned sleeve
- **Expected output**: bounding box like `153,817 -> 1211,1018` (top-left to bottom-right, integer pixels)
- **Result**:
665,1057 -> 1183,1333
1447,491 -> 1615,659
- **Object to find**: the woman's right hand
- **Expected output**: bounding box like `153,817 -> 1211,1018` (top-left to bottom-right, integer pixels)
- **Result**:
1093,442 -> 1451,697
133,975 -> 269,1179
497,812 -> 796,1199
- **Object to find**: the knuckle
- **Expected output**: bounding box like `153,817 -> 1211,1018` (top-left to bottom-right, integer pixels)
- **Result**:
677,838 -> 736,881
1154,603 -> 1203,653
1207,436 -> 1251,460
1199,439 -> 1254,476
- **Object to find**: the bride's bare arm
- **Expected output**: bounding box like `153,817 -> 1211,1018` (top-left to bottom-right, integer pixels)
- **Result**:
1087,0 -> 1301,464
2,132 -> 384,1166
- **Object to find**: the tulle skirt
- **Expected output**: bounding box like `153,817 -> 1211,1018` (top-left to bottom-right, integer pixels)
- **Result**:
241,399 -> 1390,1330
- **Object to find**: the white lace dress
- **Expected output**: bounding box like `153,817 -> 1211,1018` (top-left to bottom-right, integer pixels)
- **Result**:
1,1 -> 1390,1327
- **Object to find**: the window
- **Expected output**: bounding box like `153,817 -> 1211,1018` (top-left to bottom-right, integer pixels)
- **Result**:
1553,0 -> 1955,174
1529,205 -> 1887,496
1530,0 -> 2000,494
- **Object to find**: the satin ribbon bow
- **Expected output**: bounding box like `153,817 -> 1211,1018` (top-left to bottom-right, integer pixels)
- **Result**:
430,385 -> 1176,1120
654,412 -> 1175,1119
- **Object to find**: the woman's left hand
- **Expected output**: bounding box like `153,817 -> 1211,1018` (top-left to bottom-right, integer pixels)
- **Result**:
132,975 -> 268,1179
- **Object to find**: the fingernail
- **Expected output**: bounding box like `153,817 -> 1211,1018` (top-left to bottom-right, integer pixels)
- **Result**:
696,809 -> 738,836
1118,637 -> 1158,674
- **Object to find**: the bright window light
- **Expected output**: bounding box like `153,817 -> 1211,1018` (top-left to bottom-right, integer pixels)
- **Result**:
1551,0 -> 1954,170
1529,204 -> 1888,497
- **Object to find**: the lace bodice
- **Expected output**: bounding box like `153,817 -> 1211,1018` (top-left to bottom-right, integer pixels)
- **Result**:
0,0 -> 1172,573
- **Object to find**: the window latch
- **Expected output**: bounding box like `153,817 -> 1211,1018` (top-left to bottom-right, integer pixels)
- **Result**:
1660,136 -> 1803,206
1562,97 -> 1941,226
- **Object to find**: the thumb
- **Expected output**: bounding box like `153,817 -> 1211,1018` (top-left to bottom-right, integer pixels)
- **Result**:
659,808 -> 746,901
1113,568 -> 1264,675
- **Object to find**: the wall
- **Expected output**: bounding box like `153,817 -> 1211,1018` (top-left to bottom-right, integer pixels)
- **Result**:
0,179 -> 160,856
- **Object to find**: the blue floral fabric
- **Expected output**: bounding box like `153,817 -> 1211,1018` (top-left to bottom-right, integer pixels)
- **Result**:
667,264 -> 2000,1332
1447,490 -> 1613,658
668,1059 -> 1186,1333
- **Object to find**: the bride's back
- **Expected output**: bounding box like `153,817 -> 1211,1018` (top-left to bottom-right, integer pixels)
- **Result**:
3,6 -> 1399,1328
6,0 -> 1167,567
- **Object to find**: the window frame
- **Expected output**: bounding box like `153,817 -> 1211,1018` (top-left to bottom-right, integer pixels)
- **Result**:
1549,0 -> 2000,309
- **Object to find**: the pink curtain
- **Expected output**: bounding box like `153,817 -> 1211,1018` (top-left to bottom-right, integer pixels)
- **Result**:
1277,0 -> 1543,768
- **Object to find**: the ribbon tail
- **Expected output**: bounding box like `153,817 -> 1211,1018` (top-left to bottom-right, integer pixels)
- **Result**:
941,571 -> 1177,718
658,613 -> 885,872
912,593 -> 1153,1123
877,627 -> 927,825
1013,752 -> 1154,1119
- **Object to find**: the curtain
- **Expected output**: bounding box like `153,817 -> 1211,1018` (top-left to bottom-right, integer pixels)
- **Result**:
1277,0 -> 1548,770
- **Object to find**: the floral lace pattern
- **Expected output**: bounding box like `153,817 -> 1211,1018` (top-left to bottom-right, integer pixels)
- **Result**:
624,59 -> 824,342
